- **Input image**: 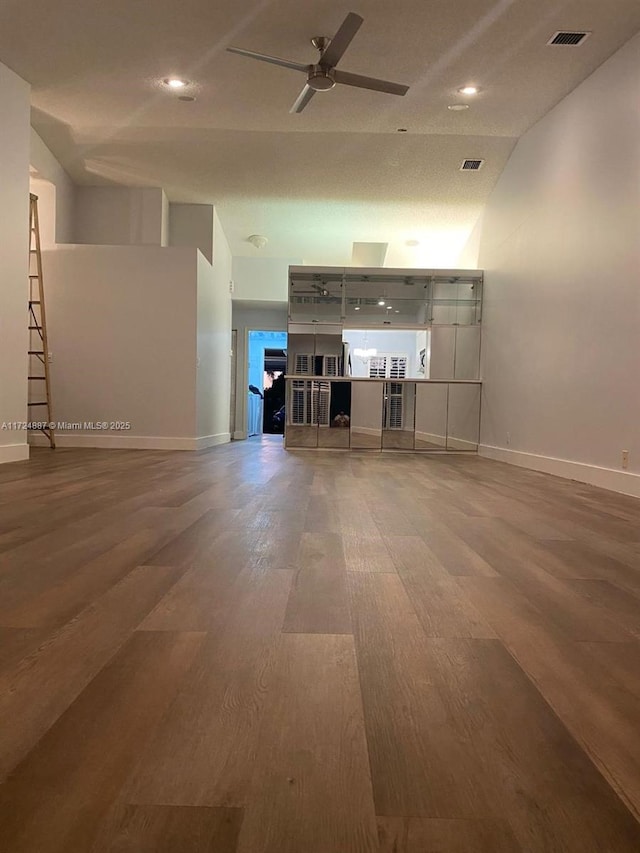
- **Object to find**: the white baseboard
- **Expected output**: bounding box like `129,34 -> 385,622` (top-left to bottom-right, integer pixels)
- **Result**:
29,431 -> 230,451
29,433 -> 200,451
195,433 -> 230,450
351,426 -> 381,437
479,444 -> 640,499
415,431 -> 446,446
446,437 -> 479,452
0,443 -> 30,464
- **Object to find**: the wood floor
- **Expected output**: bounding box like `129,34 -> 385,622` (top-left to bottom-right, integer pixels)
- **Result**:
0,436 -> 639,852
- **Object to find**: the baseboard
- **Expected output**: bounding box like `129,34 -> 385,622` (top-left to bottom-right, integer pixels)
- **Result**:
351,426 -> 381,437
479,444 -> 640,498
29,433 -> 200,451
0,443 -> 30,464
195,433 -> 230,450
233,430 -> 247,441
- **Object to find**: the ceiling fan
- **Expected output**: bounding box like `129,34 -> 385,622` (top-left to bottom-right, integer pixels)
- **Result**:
227,12 -> 409,114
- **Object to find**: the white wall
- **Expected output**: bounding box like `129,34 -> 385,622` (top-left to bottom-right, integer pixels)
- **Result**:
195,210 -> 232,447
74,186 -> 168,247
457,212 -> 483,269
0,62 -> 30,464
478,32 -> 640,497
232,256 -> 301,302
170,203 -> 214,264
29,177 -> 57,249
30,129 -> 75,245
38,245 -> 198,449
231,301 -> 288,440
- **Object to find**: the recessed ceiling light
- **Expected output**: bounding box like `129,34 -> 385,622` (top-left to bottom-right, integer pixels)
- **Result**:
164,77 -> 188,89
178,95 -> 196,102
386,305 -> 393,310
394,310 -> 400,313
378,298 -> 386,306
448,104 -> 470,111
354,306 -> 360,311
459,85 -> 479,95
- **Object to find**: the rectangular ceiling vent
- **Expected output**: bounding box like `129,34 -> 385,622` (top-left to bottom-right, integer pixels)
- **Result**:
547,31 -> 591,47
460,159 -> 484,171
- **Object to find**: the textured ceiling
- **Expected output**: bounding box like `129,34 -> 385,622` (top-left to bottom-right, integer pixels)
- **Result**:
2,0 -> 639,263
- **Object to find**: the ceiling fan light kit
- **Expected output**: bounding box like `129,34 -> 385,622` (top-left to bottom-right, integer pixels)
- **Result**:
226,11 -> 409,113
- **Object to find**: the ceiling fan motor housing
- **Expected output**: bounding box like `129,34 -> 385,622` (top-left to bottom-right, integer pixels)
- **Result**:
308,65 -> 336,91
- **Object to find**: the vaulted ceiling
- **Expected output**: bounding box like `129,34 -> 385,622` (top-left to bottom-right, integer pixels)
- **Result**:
2,0 -> 639,263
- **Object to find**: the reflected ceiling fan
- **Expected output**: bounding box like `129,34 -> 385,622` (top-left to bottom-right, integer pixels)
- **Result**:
227,11 -> 409,114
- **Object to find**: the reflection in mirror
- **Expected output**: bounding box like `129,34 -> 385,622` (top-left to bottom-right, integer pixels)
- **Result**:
318,381 -> 351,448
415,383 -> 448,449
350,380 -> 383,449
447,384 -> 481,451
287,334 -> 316,376
344,274 -> 429,326
342,329 -> 426,379
289,272 -> 343,324
382,382 -> 416,449
285,379 -> 318,447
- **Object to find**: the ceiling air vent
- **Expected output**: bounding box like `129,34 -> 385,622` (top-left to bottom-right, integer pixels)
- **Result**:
547,31 -> 591,46
460,159 -> 484,171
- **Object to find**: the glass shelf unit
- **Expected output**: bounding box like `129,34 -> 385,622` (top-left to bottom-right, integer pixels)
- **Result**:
288,267 -> 483,328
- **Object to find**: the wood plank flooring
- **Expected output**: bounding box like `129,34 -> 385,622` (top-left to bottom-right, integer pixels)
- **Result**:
0,436 -> 639,851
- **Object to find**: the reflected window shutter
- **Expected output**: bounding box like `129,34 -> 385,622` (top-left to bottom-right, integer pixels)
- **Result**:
291,380 -> 305,424
389,356 -> 407,379
315,381 -> 331,425
295,353 -> 313,375
369,356 -> 387,378
387,383 -> 404,429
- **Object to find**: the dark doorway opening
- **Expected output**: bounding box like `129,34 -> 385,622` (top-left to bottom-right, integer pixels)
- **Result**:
263,348 -> 286,434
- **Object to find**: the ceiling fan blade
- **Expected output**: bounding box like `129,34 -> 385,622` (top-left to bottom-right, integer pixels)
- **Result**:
333,69 -> 409,96
290,84 -> 316,114
226,46 -> 308,73
319,12 -> 363,68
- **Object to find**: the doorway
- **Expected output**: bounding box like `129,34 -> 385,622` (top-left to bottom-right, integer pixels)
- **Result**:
263,347 -> 287,433
247,330 -> 287,437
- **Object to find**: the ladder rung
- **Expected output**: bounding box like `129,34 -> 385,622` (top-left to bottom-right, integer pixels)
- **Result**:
29,300 -> 41,305
28,325 -> 43,331
28,376 -> 46,380
28,401 -> 49,407
29,274 -> 40,279
28,350 -> 44,355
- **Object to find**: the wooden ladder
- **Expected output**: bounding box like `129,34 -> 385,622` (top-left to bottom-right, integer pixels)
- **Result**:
28,193 -> 55,448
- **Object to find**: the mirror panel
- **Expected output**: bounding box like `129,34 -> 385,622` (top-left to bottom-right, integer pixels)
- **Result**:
382,382 -> 416,449
344,274 -> 430,326
287,334 -> 316,376
318,381 -> 351,448
285,379 -> 318,447
351,380 -> 383,449
289,272 -> 343,324
415,383 -> 448,449
447,384 -> 481,451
